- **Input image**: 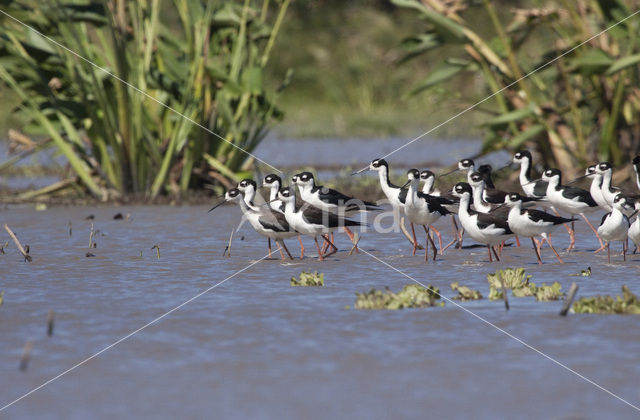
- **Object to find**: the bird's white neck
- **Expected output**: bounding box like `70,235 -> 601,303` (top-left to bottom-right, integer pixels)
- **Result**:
421,178 -> 434,194
471,182 -> 491,212
518,158 -> 532,185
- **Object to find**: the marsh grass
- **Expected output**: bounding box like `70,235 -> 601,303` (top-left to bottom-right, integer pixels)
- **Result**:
0,0 -> 291,199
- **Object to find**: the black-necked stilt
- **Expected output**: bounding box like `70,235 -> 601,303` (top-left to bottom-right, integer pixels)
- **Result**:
209,188 -> 295,260
597,193 -> 633,263
262,174 -> 285,212
352,158 -> 407,207
633,156 -> 640,192
292,171 -> 376,253
542,168 -> 603,251
277,187 -> 364,261
452,182 -> 513,262
402,169 -> 450,260
504,193 -> 574,264
420,169 -> 461,250
353,158 -> 421,249
595,162 -> 636,217
582,165 -> 612,211
263,173 -> 307,259
238,179 -> 259,209
512,150 -> 549,204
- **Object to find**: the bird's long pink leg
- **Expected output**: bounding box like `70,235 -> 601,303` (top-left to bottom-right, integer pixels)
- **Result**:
411,223 -> 418,256
314,237 -> 324,262
298,236 -> 305,259
430,226 -> 444,255
268,238 -> 272,259
581,213 -> 605,249
343,227 -> 359,253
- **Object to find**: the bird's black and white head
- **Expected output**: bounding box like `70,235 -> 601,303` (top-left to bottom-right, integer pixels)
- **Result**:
420,170 -> 435,182
542,168 -> 561,184
237,179 -> 257,193
370,158 -> 388,172
452,182 -> 472,198
585,165 -> 597,177
406,168 -> 420,181
208,188 -> 242,212
468,171 -> 485,187
277,187 -> 295,202
613,194 -> 633,213
225,188 -> 242,201
293,171 -> 315,188
633,155 -> 640,169
263,174 -> 282,189
458,158 -> 475,171
596,162 -> 612,175
513,150 -> 532,164
504,192 -> 523,207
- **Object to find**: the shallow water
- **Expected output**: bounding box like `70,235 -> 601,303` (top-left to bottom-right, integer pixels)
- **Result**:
1,204 -> 640,419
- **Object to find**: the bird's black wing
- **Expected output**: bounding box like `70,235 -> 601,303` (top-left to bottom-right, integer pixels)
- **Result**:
398,188 -> 408,204
416,192 -> 450,216
525,209 -> 575,225
533,180 -> 548,197
476,212 -> 512,234
301,204 -> 364,228
561,186 -> 597,206
314,185 -> 380,209
258,209 -> 290,232
484,188 -> 507,204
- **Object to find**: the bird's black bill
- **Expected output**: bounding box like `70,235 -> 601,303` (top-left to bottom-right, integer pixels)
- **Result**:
208,201 -> 226,213
567,174 -> 587,185
438,168 -> 458,178
400,180 -> 411,189
351,167 -> 369,176
522,177 -> 541,187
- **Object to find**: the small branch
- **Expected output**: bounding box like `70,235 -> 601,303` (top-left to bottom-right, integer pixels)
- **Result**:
3,224 -> 32,262
20,341 -> 32,371
559,282 -> 579,316
47,310 -> 54,336
500,272 -> 509,311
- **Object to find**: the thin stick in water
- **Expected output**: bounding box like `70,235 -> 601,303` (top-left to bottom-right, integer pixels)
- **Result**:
224,229 -> 234,257
47,310 -> 54,336
20,341 -> 32,371
500,272 -> 509,311
151,245 -> 160,259
3,224 -> 32,262
559,282 -> 579,316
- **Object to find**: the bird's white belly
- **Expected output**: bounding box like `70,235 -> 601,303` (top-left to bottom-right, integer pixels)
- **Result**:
598,215 -> 629,242
405,203 -> 440,226
629,218 -> 640,246
508,215 -> 555,238
460,213 -> 509,245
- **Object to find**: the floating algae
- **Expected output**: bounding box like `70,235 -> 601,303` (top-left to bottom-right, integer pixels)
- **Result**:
450,282 -> 482,300
573,285 -> 640,314
488,268 -> 563,301
291,271 -> 324,287
354,284 -> 444,310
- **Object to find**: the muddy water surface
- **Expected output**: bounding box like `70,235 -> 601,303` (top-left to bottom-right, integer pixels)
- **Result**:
1,205 -> 640,419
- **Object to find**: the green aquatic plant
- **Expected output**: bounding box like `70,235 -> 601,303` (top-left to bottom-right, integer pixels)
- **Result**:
534,282 -> 564,302
394,0 -> 640,176
354,284 -> 443,310
488,268 -> 534,300
450,282 -> 482,301
290,271 -> 324,287
0,0 -> 291,199
573,285 -> 640,315
488,268 -> 564,301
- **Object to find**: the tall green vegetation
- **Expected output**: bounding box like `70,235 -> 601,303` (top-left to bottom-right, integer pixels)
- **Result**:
0,0 -> 290,199
394,0 -> 640,176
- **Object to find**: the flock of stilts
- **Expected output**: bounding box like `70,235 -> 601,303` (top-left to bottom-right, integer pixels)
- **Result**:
210,151 -> 640,264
